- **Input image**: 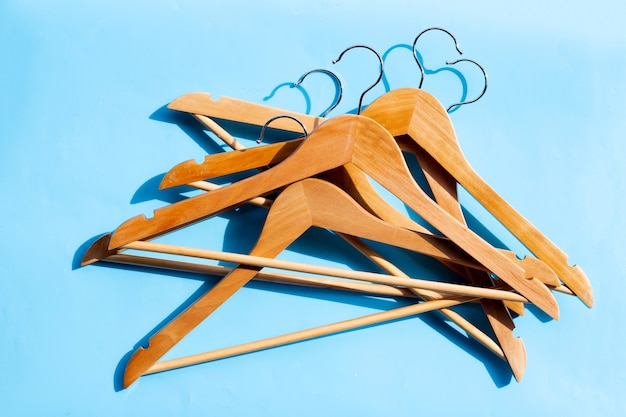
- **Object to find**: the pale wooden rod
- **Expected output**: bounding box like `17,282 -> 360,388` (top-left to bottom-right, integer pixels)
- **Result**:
123,240 -> 527,303
145,296 -> 478,375
193,114 -> 246,150
104,253 -> 419,299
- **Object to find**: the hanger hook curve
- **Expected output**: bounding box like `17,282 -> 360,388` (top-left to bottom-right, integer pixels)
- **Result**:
412,27 -> 463,89
257,115 -> 309,144
332,44 -> 383,115
292,68 -> 344,118
445,58 -> 488,112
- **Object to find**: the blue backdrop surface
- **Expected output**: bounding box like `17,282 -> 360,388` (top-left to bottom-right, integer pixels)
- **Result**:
1,1 -> 624,415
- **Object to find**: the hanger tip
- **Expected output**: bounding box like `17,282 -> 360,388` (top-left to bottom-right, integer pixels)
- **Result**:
122,346 -> 150,389
81,234 -> 116,266
570,265 -> 594,308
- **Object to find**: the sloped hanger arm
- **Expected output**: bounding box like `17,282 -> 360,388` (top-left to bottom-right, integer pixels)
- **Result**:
362,88 -> 593,307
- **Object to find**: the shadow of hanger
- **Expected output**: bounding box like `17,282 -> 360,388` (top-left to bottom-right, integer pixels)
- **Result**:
381,43 -> 469,114
420,303 -> 515,387
150,105 -> 225,155
263,82 -> 312,114
263,70 -> 343,119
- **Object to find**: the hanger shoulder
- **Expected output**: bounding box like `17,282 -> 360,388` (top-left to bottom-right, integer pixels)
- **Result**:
294,178 -> 485,270
317,164 -> 430,233
168,92 -> 323,133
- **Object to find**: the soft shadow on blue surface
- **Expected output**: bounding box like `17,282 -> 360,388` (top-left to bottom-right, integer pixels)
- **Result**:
150,106 -> 224,155
381,43 -> 469,114
263,83 -> 312,115
263,76 -> 343,118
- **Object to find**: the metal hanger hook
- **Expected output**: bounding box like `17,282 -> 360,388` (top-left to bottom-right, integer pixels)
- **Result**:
257,115 -> 309,144
445,58 -> 488,112
412,27 -> 463,89
292,68 -> 344,118
332,44 -> 383,115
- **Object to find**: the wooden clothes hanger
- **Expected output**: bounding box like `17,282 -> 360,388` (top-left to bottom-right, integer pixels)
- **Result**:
107,113 -> 558,318
157,46 -> 574,381
154,50 -> 563,383
80,34 -> 588,386
104,113 -> 560,386
164,113 -> 530,381
81,96 -> 532,382
180,102 -> 529,380
166,63 -> 590,307
117,177 -> 529,385
361,89 -> 592,307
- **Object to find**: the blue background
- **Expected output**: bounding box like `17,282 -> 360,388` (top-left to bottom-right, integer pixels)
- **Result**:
2,1 -> 624,415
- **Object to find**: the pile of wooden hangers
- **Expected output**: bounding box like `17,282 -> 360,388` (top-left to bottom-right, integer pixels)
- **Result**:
81,28 -> 593,388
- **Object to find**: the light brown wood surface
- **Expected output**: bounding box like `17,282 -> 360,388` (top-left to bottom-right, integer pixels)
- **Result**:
168,92 -> 323,132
